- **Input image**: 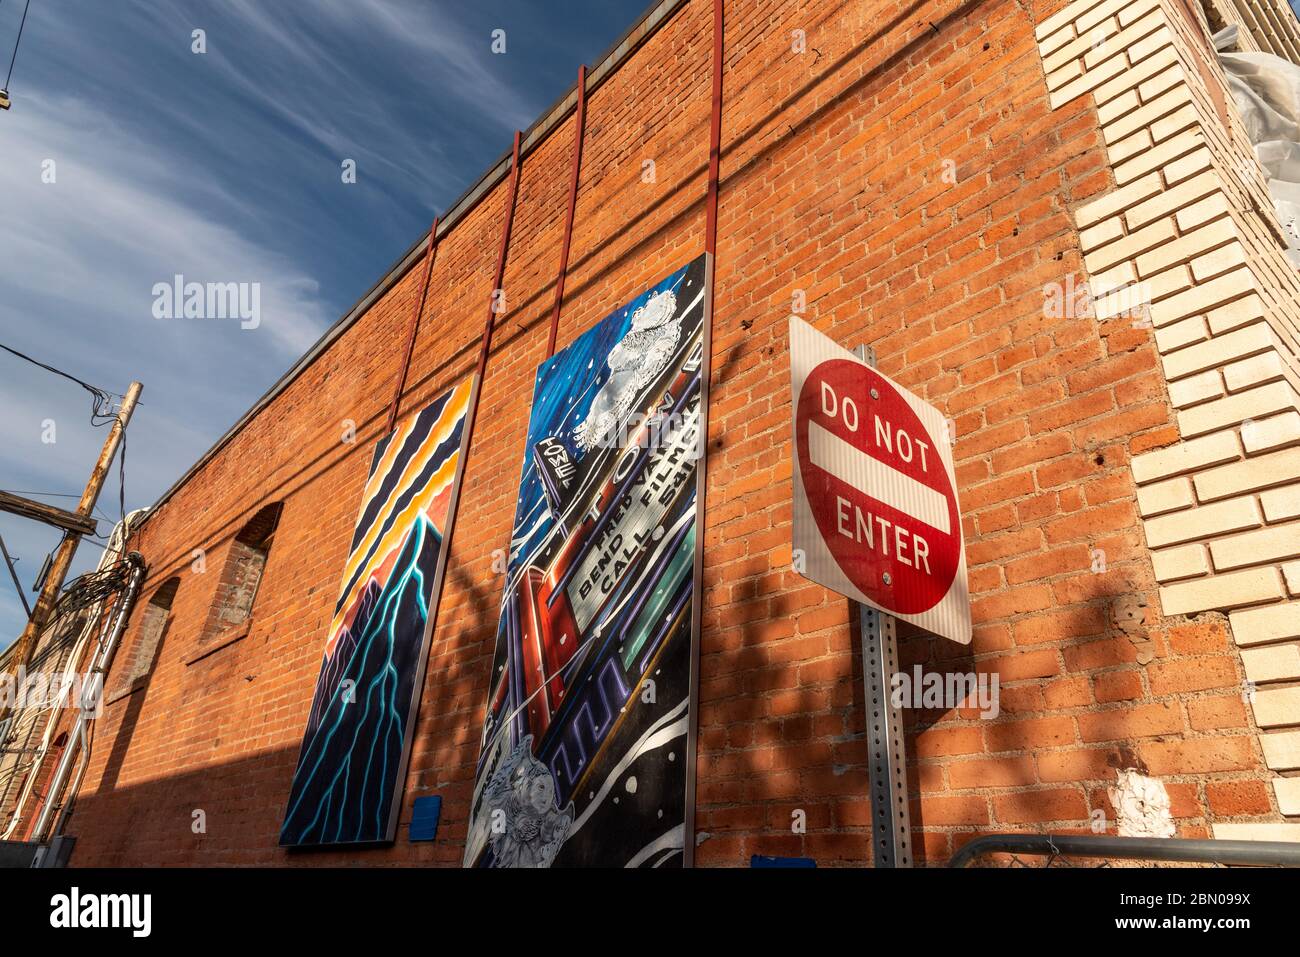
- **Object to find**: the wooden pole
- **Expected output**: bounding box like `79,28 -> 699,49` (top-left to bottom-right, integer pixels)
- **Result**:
1,381 -> 142,692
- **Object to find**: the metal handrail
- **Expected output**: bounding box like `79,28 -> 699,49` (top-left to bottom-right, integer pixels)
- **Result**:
949,833 -> 1300,868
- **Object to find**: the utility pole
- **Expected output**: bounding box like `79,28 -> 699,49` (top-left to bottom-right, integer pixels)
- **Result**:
0,382 -> 142,718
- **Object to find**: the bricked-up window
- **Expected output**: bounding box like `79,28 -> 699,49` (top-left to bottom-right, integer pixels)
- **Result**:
202,502 -> 282,642
111,577 -> 180,695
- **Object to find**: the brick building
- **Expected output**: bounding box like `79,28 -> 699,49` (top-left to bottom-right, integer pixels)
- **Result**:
22,0 -> 1300,865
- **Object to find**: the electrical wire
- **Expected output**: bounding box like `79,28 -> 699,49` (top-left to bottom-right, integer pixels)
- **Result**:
4,0 -> 31,92
0,341 -> 118,425
0,532 -> 31,618
0,341 -> 130,522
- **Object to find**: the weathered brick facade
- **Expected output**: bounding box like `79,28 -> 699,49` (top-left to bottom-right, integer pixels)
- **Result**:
39,0 -> 1298,865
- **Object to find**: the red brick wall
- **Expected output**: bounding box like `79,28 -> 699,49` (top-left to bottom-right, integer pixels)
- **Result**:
54,0 -> 1275,866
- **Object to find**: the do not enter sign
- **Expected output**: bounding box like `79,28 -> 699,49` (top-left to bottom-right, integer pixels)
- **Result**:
789,316 -> 971,643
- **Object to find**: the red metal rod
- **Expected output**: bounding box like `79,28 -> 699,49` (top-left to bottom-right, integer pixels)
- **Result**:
470,131 -> 522,418
385,216 -> 439,434
438,132 -> 522,574
453,130 -> 523,487
547,64 -> 588,359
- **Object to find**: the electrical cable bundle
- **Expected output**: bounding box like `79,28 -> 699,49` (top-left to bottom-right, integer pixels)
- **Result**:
48,558 -> 134,626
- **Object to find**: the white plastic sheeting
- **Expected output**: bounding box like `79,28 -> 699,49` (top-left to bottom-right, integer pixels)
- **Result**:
1217,25 -> 1300,265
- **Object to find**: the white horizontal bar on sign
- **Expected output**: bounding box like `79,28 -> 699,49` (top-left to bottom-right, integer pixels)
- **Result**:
808,421 -> 950,535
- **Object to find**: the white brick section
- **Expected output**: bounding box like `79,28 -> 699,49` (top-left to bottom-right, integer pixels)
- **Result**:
1162,322 -> 1274,380
1213,822 -> 1300,841
1168,369 -> 1223,407
1079,216 -> 1124,252
1286,561 -> 1300,596
1151,100 -> 1201,145
1136,475 -> 1194,515
1037,0 -> 1300,830
1230,601 -> 1300,644
1243,411 -> 1300,454
1175,191 -> 1231,231
1094,46 -> 1179,109
1131,430 -> 1240,483
1126,170 -> 1220,231
1206,294 -> 1267,335
1275,778 -> 1300,817
1105,85 -> 1192,145
1262,484 -> 1300,522
1225,350 -> 1287,393
1150,266 -> 1254,328
1045,21 -> 1117,74
1143,496 -> 1261,547
1195,446 -> 1300,501
1155,315 -> 1210,352
1151,543 -> 1210,581
1085,217 -> 1175,273
1210,522 -> 1300,570
1241,643 -> 1300,683
1134,218 -> 1237,280
1160,566 -> 1283,615
1114,129 -> 1203,185
1076,172 -> 1163,228
1050,53 -> 1129,108
1177,381 -> 1296,437
1252,686 -> 1300,727
1092,27 -> 1158,74
1262,730 -> 1300,771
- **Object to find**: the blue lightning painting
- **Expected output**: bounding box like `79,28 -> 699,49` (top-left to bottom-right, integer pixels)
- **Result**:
280,376 -> 474,847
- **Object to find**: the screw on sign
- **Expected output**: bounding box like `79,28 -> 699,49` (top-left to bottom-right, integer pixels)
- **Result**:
789,316 -> 970,644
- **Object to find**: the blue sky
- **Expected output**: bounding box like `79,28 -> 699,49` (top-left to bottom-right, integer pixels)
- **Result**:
0,0 -> 652,648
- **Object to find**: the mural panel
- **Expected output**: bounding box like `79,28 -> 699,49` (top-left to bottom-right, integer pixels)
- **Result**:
464,255 -> 707,868
281,376 -> 474,847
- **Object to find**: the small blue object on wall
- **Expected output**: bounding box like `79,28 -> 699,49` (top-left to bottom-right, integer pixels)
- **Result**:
409,796 -> 442,842
750,855 -> 816,868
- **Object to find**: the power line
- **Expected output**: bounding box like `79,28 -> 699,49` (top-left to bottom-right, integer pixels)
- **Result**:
0,533 -> 32,618
4,0 -> 30,91
0,341 -> 118,421
0,341 -> 130,521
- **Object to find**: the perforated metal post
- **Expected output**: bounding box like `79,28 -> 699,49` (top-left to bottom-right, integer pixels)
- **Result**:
854,343 -> 911,868
857,603 -> 911,867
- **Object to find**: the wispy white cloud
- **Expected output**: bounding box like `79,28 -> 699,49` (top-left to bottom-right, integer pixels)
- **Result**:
0,0 -> 653,648
1,90 -> 330,361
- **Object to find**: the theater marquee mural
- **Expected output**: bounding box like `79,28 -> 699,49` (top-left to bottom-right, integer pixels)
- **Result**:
464,255 -> 708,868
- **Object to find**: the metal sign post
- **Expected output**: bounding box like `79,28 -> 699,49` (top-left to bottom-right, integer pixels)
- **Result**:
854,344 -> 911,869
858,603 -> 911,867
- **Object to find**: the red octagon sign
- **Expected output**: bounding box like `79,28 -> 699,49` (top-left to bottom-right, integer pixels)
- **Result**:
795,358 -> 961,616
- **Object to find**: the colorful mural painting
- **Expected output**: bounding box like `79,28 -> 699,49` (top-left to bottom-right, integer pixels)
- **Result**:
280,376 -> 475,847
464,254 -> 708,868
